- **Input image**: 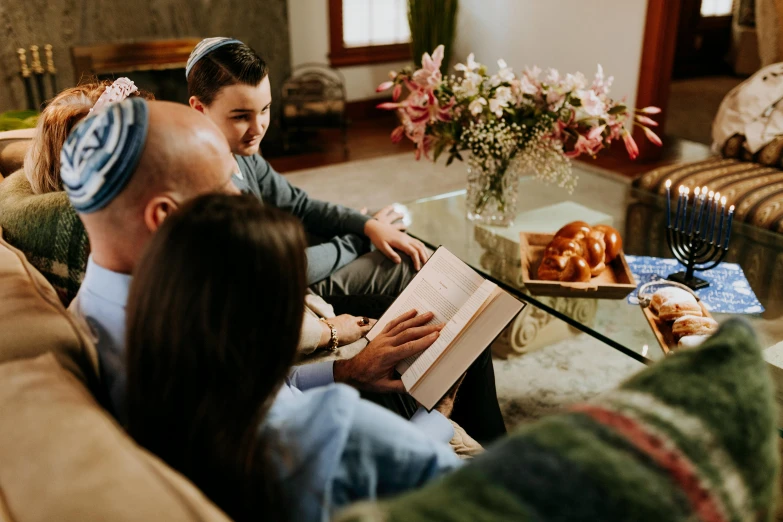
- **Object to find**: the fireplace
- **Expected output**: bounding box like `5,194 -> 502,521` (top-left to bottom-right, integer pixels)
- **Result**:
71,38 -> 202,104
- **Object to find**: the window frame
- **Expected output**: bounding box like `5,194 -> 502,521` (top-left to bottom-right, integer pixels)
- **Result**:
327,0 -> 412,67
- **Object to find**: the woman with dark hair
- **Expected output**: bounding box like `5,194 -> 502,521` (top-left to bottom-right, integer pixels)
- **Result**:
125,194 -> 461,522
184,38 -> 507,445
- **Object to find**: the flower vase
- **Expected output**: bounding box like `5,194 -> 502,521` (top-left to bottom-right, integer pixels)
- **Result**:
465,162 -> 519,226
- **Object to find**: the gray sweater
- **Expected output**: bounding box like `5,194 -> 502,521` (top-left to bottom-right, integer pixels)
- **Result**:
234,154 -> 372,284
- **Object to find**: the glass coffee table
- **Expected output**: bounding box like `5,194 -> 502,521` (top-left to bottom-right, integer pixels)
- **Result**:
402,164 -> 783,364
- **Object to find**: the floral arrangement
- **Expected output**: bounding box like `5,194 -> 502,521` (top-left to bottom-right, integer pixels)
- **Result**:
377,46 -> 661,219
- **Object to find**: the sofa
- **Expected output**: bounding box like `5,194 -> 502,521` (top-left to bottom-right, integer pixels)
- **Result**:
0,129 -> 88,305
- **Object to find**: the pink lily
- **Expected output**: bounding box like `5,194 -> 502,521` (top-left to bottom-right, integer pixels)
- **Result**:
635,115 -> 659,127
623,131 -> 639,160
376,81 -> 394,92
392,84 -> 402,101
412,45 -> 445,88
587,124 -> 606,141
390,125 -> 405,143
638,106 -> 662,114
377,102 -> 401,110
642,126 -> 663,146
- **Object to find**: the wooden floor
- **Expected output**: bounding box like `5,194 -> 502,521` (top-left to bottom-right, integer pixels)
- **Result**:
268,115 -> 713,177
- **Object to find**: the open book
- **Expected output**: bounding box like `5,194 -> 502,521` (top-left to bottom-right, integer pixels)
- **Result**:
366,247 -> 525,410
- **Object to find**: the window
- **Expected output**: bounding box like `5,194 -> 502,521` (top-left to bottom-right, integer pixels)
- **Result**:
329,0 -> 411,67
700,0 -> 733,16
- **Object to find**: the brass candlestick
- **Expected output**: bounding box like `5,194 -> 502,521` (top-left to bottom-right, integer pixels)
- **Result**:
17,48 -> 36,110
29,45 -> 46,107
44,44 -> 57,95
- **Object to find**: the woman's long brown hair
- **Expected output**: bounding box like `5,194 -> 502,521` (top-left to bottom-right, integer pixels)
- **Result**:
125,194 -> 307,521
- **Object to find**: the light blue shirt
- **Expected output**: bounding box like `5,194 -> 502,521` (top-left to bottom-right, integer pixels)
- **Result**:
68,257 -> 460,518
268,384 -> 461,521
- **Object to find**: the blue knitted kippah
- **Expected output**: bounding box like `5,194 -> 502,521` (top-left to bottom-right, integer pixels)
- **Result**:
60,97 -> 149,214
185,37 -> 243,78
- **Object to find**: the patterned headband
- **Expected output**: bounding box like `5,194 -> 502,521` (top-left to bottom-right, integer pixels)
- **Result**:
186,37 -> 243,78
91,77 -> 138,114
61,97 -> 150,214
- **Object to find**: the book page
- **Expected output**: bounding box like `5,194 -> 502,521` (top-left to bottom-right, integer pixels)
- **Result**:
410,290 -> 524,410
366,248 -> 485,343
400,279 -> 497,385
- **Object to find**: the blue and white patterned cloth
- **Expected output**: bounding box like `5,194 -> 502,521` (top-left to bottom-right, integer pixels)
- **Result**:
625,255 -> 765,314
60,97 -> 149,214
185,37 -> 242,78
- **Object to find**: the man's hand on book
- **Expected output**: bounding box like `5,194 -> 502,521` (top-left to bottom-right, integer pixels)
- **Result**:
364,219 -> 429,270
433,373 -> 466,418
333,309 -> 443,393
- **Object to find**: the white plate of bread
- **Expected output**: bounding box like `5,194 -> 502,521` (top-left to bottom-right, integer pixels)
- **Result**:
638,281 -> 719,354
519,221 -> 636,299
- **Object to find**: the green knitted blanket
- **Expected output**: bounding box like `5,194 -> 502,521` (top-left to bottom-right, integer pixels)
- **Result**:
0,171 -> 88,305
338,319 -> 780,522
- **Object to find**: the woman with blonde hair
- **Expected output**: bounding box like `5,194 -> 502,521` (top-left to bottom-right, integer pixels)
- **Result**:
24,79 -> 153,194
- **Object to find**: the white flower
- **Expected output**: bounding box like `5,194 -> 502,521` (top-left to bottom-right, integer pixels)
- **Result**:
489,87 -> 512,116
495,86 -> 513,102
455,53 -> 480,73
518,75 -> 539,95
563,72 -> 587,92
544,68 -> 560,85
576,89 -> 606,117
469,97 -> 487,115
525,66 -> 542,80
495,59 -> 515,85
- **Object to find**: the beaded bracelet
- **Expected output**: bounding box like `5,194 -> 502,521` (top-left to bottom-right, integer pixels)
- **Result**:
319,317 -> 339,351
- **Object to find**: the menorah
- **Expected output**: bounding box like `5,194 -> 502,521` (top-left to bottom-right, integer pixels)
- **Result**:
664,179 -> 735,290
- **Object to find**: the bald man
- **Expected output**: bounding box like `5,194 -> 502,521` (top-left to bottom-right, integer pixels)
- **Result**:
65,99 -> 238,420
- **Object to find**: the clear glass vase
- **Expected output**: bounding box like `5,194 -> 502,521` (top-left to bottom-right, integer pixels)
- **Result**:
465,160 -> 520,227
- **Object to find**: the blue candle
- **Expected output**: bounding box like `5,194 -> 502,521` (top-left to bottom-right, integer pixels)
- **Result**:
665,179 -> 672,227
674,186 -> 683,230
723,205 -> 735,249
716,197 -> 726,244
708,191 -> 720,242
702,191 -> 714,239
680,188 -> 690,231
689,187 -> 701,234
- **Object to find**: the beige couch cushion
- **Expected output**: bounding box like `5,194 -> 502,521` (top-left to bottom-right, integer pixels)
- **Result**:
0,128 -> 33,180
0,354 -> 231,522
0,227 -> 99,395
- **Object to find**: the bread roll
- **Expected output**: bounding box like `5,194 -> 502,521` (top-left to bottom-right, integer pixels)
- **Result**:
678,335 -> 711,349
580,236 -> 606,276
591,225 -> 623,262
672,315 -> 718,338
544,237 -> 583,258
554,221 -> 591,241
650,288 -> 697,314
537,255 -> 591,282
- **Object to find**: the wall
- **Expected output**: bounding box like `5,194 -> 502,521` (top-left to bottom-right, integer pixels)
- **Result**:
452,0 -> 649,110
0,0 -> 291,116
287,0 -> 408,102
287,0 -> 648,108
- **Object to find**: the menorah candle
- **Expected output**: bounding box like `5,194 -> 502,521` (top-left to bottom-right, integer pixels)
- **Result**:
708,191 -> 720,241
665,179 -> 672,227
674,185 -> 684,229
723,205 -> 735,249
702,191 -> 715,239
680,187 -> 690,230
717,196 -> 726,244
689,186 -> 701,233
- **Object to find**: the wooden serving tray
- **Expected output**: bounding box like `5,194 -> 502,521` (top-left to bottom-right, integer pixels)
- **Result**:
519,232 -> 637,299
640,301 -> 713,355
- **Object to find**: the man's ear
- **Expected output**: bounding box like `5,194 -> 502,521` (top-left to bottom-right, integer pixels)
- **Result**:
189,96 -> 206,113
144,196 -> 179,233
